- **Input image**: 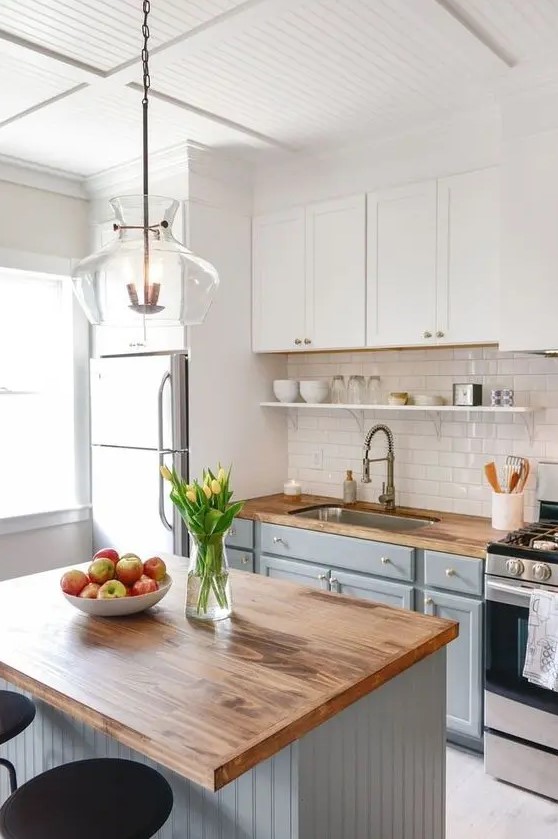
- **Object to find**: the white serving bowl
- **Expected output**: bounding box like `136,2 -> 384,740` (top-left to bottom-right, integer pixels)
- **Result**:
273,379 -> 299,403
63,575 -> 173,616
300,380 -> 330,403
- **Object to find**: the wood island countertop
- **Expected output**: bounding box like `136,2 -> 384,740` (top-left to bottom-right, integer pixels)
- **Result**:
239,493 -> 503,559
0,556 -> 456,792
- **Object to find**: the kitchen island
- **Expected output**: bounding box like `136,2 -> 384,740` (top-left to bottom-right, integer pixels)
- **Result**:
0,555 -> 457,838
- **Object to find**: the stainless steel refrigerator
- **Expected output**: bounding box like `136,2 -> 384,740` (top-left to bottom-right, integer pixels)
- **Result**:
90,352 -> 189,557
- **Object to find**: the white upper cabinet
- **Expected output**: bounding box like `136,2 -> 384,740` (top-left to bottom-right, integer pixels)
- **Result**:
252,208 -> 306,352
305,196 -> 366,350
436,168 -> 500,346
500,130 -> 558,352
367,181 -> 438,347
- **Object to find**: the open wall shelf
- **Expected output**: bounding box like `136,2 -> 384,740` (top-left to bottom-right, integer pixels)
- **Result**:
260,402 -> 536,441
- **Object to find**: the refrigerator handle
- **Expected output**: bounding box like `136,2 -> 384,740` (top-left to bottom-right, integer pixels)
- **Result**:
158,372 -> 173,532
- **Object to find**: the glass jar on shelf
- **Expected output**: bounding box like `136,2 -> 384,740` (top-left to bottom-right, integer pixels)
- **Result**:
347,375 -> 366,404
331,375 -> 346,404
367,376 -> 381,405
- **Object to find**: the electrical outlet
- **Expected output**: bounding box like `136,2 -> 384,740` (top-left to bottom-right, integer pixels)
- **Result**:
312,448 -> 323,468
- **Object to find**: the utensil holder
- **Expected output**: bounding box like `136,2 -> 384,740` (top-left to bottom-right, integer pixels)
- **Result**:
491,491 -> 524,531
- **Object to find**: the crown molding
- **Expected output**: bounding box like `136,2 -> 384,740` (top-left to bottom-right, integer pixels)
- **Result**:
0,154 -> 87,199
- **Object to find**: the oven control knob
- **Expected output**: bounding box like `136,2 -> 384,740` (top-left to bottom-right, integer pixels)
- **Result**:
506,558 -> 524,577
533,562 -> 552,582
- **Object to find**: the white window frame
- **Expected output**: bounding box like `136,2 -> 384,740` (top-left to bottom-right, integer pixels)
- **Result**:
0,249 -> 91,534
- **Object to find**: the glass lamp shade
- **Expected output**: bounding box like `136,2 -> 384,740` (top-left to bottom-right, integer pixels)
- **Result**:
72,195 -> 219,327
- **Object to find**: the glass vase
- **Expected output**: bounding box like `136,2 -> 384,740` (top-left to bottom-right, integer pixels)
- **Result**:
185,533 -> 232,621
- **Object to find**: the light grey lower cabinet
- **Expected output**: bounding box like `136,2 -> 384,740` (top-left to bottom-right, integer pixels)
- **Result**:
260,554 -> 330,589
423,588 -> 483,741
331,569 -> 414,609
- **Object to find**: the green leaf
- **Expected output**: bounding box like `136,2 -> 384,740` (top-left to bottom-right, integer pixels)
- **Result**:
204,508 -> 223,536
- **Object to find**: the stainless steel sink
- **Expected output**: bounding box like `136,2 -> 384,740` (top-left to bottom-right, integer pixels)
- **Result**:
289,505 -> 437,532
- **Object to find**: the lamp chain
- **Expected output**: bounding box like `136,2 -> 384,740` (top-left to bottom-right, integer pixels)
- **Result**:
141,0 -> 151,329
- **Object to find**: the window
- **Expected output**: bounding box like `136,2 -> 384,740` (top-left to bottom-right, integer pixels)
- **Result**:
0,268 -> 81,517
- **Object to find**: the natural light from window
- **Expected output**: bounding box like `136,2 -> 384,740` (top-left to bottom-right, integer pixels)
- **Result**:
0,267 -> 77,517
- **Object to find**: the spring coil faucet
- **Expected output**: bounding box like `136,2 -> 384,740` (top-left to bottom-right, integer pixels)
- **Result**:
362,424 -> 395,511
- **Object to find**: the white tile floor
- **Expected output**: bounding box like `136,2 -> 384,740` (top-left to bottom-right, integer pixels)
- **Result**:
447,745 -> 558,838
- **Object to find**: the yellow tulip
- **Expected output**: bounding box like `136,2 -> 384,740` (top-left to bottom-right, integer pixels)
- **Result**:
211,479 -> 221,494
217,467 -> 226,482
160,465 -> 173,482
203,484 -> 212,499
186,489 -> 196,503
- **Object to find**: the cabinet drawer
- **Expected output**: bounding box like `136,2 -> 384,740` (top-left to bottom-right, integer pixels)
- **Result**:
225,519 -> 254,549
424,550 -> 483,596
261,523 -> 414,581
228,547 -> 254,573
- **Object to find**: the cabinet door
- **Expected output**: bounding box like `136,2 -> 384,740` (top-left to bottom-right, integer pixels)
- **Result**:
423,589 -> 483,740
305,196 -> 366,349
436,168 -> 499,345
259,554 -> 329,590
252,209 -> 306,352
367,181 -> 437,347
227,547 -> 254,573
332,570 -> 413,610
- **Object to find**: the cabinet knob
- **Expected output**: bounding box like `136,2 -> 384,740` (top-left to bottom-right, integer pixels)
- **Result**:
294,338 -> 302,346
436,331 -> 445,338
329,576 -> 339,591
240,556 -> 249,565
273,536 -> 286,545
425,597 -> 433,606
229,526 -> 236,536
381,556 -> 391,564
318,574 -> 328,581
304,338 -> 312,345
445,568 -> 456,577
423,331 -> 432,339
128,342 -> 147,348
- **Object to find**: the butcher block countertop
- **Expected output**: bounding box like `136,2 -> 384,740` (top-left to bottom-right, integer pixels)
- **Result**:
0,556 -> 456,792
239,493 -> 501,559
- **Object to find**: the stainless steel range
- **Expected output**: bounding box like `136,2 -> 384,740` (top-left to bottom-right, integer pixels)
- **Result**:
485,461 -> 558,801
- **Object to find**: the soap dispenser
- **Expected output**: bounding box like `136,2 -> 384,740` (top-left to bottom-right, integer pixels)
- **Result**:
343,469 -> 357,504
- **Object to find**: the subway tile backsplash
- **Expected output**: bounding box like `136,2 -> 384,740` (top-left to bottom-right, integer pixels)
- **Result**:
287,347 -> 558,522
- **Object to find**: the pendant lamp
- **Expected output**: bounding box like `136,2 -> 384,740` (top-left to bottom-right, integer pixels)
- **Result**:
72,1 -> 219,329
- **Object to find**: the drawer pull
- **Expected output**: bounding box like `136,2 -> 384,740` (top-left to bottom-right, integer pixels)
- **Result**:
229,526 -> 236,536
294,338 -> 302,346
318,574 -> 328,581
273,536 -> 286,545
381,556 -> 391,564
240,556 -> 249,565
445,568 -> 456,577
425,597 -> 433,606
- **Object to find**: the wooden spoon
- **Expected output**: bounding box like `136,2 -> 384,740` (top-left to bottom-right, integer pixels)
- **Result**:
518,460 -> 530,492
509,471 -> 521,494
484,461 -> 501,493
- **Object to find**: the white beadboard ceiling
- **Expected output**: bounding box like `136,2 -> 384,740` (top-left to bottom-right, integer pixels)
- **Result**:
1,0 -> 558,179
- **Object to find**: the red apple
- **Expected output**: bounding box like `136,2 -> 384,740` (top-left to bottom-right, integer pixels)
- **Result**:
93,547 -> 119,566
115,555 -> 143,586
143,556 -> 166,582
60,570 -> 88,596
88,558 -> 115,585
97,579 -> 127,599
131,576 -> 159,597
79,582 -> 100,599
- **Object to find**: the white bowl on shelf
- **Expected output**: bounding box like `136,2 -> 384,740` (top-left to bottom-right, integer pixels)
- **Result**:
412,394 -> 444,406
63,575 -> 173,616
300,380 -> 330,403
273,380 -> 299,403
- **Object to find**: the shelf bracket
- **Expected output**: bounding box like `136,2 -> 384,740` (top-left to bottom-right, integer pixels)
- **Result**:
520,411 -> 535,445
431,412 -> 442,439
345,409 -> 365,434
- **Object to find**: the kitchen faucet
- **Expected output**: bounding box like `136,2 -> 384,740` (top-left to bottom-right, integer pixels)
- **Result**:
362,424 -> 395,511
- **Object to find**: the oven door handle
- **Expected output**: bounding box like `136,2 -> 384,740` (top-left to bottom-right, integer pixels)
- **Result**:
485,578 -> 535,607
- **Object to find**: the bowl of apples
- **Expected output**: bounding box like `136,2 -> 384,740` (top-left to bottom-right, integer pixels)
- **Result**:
60,549 -> 172,616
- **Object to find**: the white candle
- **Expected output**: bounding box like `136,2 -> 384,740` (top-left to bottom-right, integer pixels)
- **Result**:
284,479 -> 302,498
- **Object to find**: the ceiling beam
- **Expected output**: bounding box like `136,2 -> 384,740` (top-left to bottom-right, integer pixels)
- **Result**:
0,29 -> 104,81
433,0 -> 518,68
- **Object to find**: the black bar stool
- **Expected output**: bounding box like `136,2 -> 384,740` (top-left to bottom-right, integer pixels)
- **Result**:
0,758 -> 173,839
0,692 -> 36,794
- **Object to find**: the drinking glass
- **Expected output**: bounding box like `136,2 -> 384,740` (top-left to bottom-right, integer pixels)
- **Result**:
331,375 -> 346,404
367,376 -> 381,405
347,375 -> 366,404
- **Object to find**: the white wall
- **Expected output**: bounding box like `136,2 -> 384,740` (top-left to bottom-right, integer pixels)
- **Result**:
0,180 -> 89,258
254,106 -> 501,213
286,347 -> 558,522
0,520 -> 92,582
